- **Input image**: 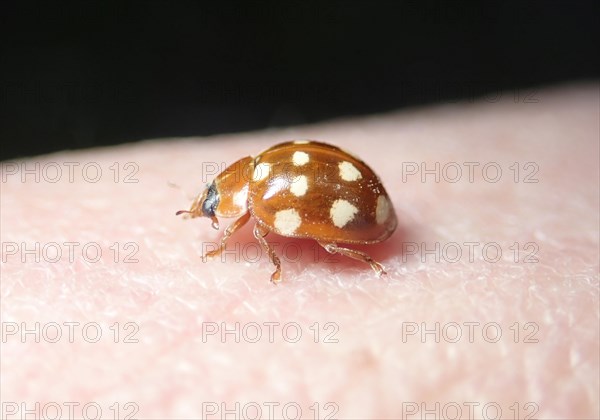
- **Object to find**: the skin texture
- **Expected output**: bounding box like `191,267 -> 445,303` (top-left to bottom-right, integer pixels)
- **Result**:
1,83 -> 598,419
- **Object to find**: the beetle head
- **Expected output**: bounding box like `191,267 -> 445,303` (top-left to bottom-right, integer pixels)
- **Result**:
176,156 -> 253,230
176,181 -> 221,229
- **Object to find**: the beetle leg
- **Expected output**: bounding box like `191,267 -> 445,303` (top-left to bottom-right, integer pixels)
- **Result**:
319,242 -> 387,277
253,224 -> 282,284
202,212 -> 251,262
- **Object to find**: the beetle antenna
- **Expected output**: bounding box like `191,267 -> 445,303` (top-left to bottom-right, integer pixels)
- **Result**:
168,181 -> 195,201
167,181 -> 181,190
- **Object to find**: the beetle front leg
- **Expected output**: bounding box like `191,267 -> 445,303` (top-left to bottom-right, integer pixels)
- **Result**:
203,212 -> 251,262
319,242 -> 387,277
253,224 -> 282,284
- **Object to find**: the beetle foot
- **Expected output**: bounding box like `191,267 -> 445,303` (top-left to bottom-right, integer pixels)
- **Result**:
371,261 -> 387,277
270,269 -> 282,284
201,250 -> 218,262
319,242 -> 388,278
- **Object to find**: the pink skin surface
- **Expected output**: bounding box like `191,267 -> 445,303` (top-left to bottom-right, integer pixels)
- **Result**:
1,83 -> 598,419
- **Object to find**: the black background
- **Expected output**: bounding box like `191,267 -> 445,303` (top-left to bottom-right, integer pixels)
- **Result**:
1,1 -> 598,160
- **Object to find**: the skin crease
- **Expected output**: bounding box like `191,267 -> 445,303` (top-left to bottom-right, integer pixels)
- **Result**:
1,83 -> 598,419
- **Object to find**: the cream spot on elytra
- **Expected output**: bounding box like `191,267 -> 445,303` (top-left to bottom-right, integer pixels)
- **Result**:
292,151 -> 310,166
338,161 -> 362,182
375,195 -> 390,224
252,162 -> 271,182
274,208 -> 302,235
330,199 -> 358,228
289,175 -> 308,197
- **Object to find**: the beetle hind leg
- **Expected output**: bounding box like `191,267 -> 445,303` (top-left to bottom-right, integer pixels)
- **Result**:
202,212 -> 251,262
319,242 -> 387,277
253,224 -> 282,284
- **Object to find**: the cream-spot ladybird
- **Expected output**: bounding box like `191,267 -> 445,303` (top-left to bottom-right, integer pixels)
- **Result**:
177,141 -> 397,283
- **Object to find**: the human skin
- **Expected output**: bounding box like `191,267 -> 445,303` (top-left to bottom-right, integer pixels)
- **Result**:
1,83 -> 598,419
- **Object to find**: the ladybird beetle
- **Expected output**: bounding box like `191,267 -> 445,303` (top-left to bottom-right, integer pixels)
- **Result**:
176,140 -> 397,283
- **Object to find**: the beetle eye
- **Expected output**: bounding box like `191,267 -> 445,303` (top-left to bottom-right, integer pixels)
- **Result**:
201,181 -> 220,219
